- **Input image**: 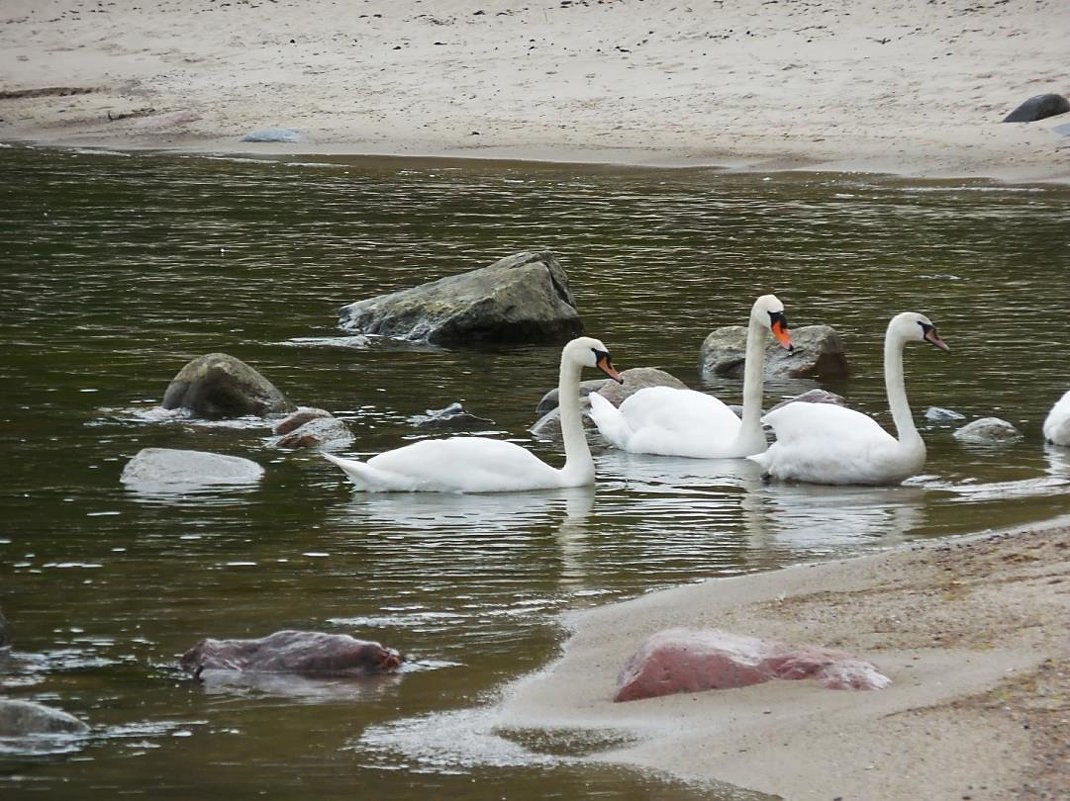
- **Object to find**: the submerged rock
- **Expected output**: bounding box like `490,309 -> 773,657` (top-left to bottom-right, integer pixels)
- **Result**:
0,607 -> 8,648
410,402 -> 496,431
338,251 -> 583,346
162,352 -> 296,418
767,388 -> 848,413
953,417 -> 1023,444
614,628 -> 890,702
180,630 -> 403,678
0,700 -> 90,736
120,448 -> 264,488
270,407 -> 352,449
699,324 -> 848,381
536,367 -> 686,417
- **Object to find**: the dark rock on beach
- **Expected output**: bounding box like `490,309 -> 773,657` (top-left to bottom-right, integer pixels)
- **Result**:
1002,93 -> 1070,123
162,352 -> 296,418
338,251 -> 584,346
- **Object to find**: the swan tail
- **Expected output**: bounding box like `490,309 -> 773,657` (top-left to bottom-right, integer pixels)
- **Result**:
587,392 -> 630,450
321,452 -> 399,492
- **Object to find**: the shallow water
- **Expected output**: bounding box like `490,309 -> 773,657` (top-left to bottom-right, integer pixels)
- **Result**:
1,144 -> 1068,799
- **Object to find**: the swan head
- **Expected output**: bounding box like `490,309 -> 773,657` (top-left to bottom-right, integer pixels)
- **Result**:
752,294 -> 794,352
889,312 -> 951,352
564,336 -> 623,383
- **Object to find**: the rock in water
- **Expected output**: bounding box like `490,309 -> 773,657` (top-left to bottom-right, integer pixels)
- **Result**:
161,352 -> 296,418
700,324 -> 848,380
180,630 -> 403,677
121,448 -> 264,489
0,700 -> 90,736
338,251 -> 583,346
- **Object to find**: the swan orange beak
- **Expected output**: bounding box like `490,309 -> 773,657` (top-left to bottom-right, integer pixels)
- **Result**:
597,353 -> 624,384
924,326 -> 950,352
771,318 -> 794,352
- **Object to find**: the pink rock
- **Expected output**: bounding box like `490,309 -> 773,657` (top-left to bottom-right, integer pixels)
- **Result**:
614,628 -> 890,702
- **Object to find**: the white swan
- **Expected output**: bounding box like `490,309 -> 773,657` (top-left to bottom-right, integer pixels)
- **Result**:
749,311 -> 949,485
1043,390 -> 1070,446
322,336 -> 623,493
587,294 -> 793,458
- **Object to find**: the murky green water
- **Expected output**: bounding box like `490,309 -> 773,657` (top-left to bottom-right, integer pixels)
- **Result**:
1,144 -> 1068,799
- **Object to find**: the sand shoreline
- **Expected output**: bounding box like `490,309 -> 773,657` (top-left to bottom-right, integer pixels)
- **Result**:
495,518 -> 1070,800
2,0 -> 1069,184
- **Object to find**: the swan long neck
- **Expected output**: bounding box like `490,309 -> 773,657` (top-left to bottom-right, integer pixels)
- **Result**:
884,330 -> 921,447
558,353 -> 594,482
738,313 -> 769,436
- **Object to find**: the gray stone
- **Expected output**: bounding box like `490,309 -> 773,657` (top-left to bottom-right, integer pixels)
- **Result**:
0,607 -> 8,648
699,324 -> 848,381
0,700 -> 90,736
162,352 -> 296,418
120,448 -> 265,488
535,367 -> 686,416
953,417 -> 1023,444
767,388 -> 848,413
925,406 -> 967,422
272,416 -> 353,449
410,402 -> 496,431
274,407 -> 334,435
1002,93 -> 1070,123
180,630 -> 403,677
338,251 -> 583,346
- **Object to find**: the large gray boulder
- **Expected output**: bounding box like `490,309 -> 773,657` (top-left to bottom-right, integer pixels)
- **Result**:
120,448 -> 265,489
0,700 -> 90,736
338,251 -> 583,346
162,353 -> 296,418
699,324 -> 848,381
1002,93 -> 1070,123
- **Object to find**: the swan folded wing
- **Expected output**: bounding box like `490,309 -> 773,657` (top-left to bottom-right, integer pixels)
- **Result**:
364,437 -> 563,492
596,386 -> 743,458
754,403 -> 912,485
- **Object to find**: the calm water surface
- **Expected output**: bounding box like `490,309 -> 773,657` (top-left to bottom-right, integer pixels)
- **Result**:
1,144 -> 1068,799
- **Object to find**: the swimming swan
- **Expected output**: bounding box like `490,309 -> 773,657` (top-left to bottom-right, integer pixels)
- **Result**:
587,294 -> 793,458
322,336 -> 623,492
1043,390 -> 1070,446
748,311 -> 949,485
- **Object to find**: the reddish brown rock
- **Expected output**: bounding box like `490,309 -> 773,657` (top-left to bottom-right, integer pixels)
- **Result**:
614,628 -> 889,702
180,630 -> 403,678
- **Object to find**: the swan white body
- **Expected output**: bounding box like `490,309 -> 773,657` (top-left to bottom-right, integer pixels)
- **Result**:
322,337 -> 622,493
749,312 -> 949,485
588,295 -> 793,458
1043,390 -> 1070,446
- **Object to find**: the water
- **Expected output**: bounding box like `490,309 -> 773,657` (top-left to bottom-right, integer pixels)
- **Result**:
1,144 -> 1068,799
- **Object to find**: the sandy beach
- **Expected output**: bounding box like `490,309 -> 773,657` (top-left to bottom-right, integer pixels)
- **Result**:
2,2 -> 1069,798
496,519 -> 1070,799
1,0 -> 1069,182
